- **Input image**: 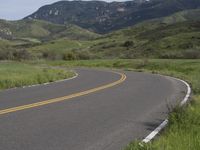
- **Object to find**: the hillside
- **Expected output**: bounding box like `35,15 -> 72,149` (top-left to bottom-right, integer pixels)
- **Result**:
25,0 -> 200,33
84,9 -> 200,59
1,8 -> 200,60
0,19 -> 100,42
0,19 -> 100,60
24,9 -> 200,60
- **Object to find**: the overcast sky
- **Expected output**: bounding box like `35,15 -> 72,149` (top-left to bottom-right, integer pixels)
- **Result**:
0,0 -> 127,20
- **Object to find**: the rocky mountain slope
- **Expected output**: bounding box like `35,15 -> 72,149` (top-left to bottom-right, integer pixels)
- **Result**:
25,0 -> 200,33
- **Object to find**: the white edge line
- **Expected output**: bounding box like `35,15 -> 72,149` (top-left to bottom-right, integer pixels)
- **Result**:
2,71 -> 78,92
142,75 -> 191,143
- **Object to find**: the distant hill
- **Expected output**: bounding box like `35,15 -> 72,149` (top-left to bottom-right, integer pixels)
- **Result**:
150,8 -> 200,24
1,8 -> 200,60
25,0 -> 200,33
111,8 -> 200,35
26,9 -> 200,60
0,19 -> 100,42
85,9 -> 200,58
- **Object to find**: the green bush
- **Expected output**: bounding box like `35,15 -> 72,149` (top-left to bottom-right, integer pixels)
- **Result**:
63,52 -> 77,60
123,41 -> 134,48
42,51 -> 62,60
76,50 -> 92,60
12,49 -> 32,61
182,49 -> 200,59
0,48 -> 32,60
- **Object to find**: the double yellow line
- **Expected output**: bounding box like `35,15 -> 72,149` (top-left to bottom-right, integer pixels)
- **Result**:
0,71 -> 126,115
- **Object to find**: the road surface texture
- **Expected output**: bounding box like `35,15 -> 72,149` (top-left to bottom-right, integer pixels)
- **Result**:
0,68 -> 187,150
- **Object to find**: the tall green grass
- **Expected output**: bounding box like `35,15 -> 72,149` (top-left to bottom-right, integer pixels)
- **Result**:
0,61 -> 75,90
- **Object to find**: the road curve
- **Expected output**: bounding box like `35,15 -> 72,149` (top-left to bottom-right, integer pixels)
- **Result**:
0,68 -> 187,150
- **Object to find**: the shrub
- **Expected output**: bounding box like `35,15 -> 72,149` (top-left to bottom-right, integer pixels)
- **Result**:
160,51 -> 183,59
76,50 -> 92,60
123,41 -> 134,50
42,51 -> 62,60
182,49 -> 200,59
123,41 -> 134,48
0,48 -> 32,60
63,52 -> 77,60
13,49 -> 32,61
0,49 -> 9,60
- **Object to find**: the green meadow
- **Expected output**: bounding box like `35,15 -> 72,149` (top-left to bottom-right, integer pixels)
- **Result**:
0,61 -> 75,90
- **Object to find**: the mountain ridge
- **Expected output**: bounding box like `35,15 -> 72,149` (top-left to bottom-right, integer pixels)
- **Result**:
25,0 -> 200,33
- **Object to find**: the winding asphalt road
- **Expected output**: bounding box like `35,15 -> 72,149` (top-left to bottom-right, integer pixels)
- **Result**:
0,68 -> 187,150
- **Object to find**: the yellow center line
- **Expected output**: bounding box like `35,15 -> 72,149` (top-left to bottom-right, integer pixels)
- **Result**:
0,71 -> 126,115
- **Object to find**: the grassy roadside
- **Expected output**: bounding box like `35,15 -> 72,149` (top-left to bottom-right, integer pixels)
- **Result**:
0,61 -> 75,90
43,59 -> 200,150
